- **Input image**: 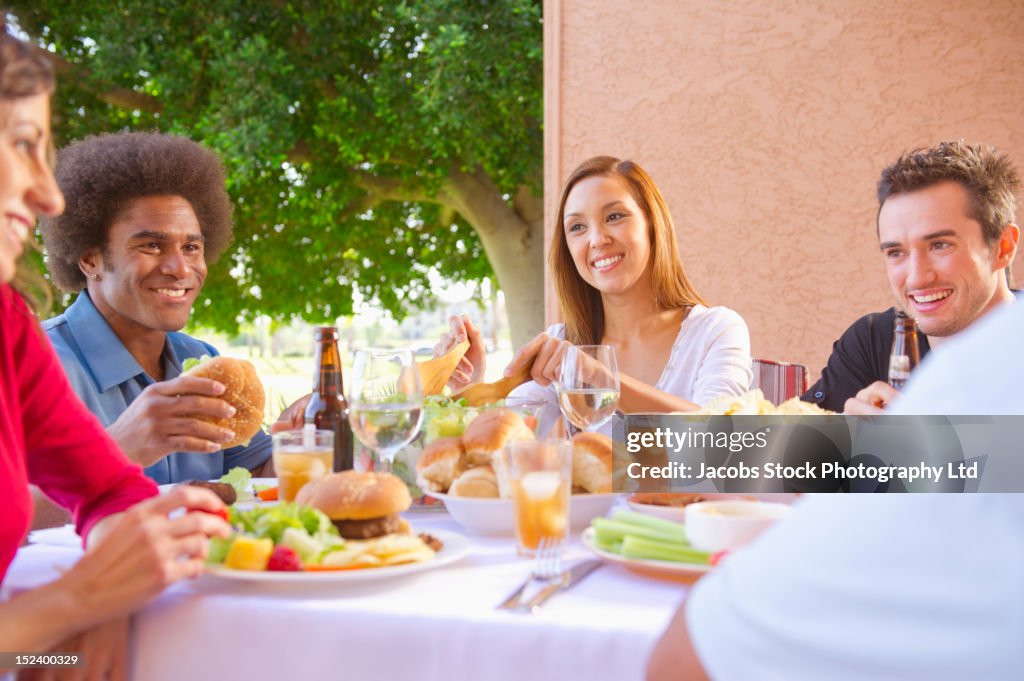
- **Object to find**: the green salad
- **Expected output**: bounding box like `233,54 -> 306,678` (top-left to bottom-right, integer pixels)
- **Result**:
207,503 -> 345,569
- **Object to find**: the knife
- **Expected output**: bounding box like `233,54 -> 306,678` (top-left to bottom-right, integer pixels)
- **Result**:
520,559 -> 603,613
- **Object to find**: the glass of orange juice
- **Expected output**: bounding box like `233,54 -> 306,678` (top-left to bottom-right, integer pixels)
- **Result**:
501,439 -> 572,557
272,429 -> 334,501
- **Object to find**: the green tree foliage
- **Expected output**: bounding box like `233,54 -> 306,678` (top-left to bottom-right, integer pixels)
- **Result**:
12,1 -> 544,342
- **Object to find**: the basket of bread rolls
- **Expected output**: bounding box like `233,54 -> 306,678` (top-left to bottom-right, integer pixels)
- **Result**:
416,408 -> 616,535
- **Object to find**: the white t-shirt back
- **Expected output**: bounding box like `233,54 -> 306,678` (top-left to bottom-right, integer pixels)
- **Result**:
685,301 -> 1024,680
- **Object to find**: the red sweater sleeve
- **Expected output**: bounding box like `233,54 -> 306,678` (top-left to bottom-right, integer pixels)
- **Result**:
6,287 -> 157,540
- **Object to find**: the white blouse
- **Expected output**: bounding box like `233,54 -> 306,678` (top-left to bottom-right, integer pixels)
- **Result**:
508,304 -> 753,436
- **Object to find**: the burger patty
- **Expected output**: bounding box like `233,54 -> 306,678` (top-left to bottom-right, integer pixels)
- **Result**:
332,514 -> 401,539
184,480 -> 237,506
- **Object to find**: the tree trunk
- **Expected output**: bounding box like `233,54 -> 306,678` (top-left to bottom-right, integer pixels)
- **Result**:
442,167 -> 545,349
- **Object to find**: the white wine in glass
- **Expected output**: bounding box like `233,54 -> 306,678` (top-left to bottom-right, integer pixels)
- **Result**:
557,345 -> 620,432
348,349 -> 424,474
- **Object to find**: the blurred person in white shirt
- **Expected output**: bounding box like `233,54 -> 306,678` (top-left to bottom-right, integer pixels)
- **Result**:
646,301 -> 1024,681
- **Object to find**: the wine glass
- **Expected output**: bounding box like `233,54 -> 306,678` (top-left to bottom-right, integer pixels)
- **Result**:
348,349 -> 424,474
557,345 -> 620,433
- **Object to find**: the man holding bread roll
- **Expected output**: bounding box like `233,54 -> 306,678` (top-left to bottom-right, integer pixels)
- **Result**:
39,132 -> 272,486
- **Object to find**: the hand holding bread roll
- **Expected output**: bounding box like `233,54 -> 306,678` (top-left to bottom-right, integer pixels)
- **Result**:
183,356 -> 266,448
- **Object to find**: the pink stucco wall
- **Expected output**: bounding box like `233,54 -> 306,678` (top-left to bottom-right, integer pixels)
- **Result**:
544,0 -> 1024,382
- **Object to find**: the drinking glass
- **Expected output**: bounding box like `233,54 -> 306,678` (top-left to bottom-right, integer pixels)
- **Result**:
348,349 -> 424,474
500,439 -> 572,558
273,429 -> 334,501
557,344 -> 620,432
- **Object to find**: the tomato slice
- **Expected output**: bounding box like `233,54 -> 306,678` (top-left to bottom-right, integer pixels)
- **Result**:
195,507 -> 230,521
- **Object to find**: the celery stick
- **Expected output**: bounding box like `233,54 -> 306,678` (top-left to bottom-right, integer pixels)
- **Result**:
594,524 -> 622,547
592,517 -> 687,545
622,535 -> 710,564
612,509 -> 687,535
593,536 -> 622,554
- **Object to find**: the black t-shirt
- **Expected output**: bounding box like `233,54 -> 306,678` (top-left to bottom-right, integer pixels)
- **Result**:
802,307 -> 931,413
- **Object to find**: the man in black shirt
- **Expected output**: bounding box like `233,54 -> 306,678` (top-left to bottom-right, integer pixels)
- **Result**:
804,141 -> 1020,414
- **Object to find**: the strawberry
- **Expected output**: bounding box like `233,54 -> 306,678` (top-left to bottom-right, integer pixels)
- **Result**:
266,545 -> 303,572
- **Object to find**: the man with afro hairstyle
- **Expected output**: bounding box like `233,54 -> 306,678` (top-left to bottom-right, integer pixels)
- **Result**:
39,131 -> 272,485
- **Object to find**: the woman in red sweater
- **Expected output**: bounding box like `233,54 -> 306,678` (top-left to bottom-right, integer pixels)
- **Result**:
0,33 -> 230,675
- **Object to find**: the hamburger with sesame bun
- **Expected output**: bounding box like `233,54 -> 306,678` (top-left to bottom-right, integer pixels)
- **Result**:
182,356 -> 265,448
296,470 -> 413,540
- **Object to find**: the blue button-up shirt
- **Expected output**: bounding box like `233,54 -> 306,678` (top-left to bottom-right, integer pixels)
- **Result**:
43,292 -> 271,485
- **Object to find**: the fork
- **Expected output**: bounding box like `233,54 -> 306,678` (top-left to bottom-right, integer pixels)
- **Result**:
496,536 -> 563,610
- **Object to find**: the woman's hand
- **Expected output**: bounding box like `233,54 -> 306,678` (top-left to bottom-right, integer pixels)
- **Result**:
18,616 -> 129,681
503,332 -> 572,387
63,486 -> 231,627
434,315 -> 486,390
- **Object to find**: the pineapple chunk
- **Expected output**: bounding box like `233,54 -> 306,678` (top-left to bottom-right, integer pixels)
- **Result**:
223,536 -> 274,571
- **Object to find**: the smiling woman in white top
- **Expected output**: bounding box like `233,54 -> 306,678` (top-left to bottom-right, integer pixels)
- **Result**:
438,156 -> 751,434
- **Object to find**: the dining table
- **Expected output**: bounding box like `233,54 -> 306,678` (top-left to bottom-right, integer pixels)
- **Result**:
3,505 -> 692,681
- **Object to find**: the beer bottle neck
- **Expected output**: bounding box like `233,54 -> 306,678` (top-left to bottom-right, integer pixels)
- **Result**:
312,341 -> 344,396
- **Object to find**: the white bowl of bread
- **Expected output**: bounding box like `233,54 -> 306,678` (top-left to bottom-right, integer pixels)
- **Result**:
417,409 -> 616,535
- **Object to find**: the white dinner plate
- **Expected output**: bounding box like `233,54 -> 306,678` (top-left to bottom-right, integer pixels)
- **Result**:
581,527 -> 713,580
202,529 -> 470,584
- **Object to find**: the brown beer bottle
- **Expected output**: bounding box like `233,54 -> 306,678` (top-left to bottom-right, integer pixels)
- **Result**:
304,326 -> 354,472
888,312 -> 920,390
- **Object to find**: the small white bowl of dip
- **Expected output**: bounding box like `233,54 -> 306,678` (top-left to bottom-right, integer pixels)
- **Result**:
685,500 -> 794,552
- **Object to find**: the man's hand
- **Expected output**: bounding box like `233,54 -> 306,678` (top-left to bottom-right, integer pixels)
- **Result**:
107,374 -> 238,467
843,381 -> 901,415
434,315 -> 486,390
18,616 -> 129,681
502,332 -> 571,387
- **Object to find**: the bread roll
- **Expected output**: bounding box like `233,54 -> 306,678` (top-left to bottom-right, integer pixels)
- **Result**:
183,356 -> 265,448
571,432 -> 613,493
491,451 -> 512,499
461,409 -> 534,467
415,436 -> 465,493
449,465 -> 500,498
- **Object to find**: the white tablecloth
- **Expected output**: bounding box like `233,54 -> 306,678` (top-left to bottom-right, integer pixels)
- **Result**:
4,512 -> 689,681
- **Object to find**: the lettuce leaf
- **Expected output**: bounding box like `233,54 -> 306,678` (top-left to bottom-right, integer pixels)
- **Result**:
219,467 -> 252,497
227,502 -> 339,545
182,355 -> 212,372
